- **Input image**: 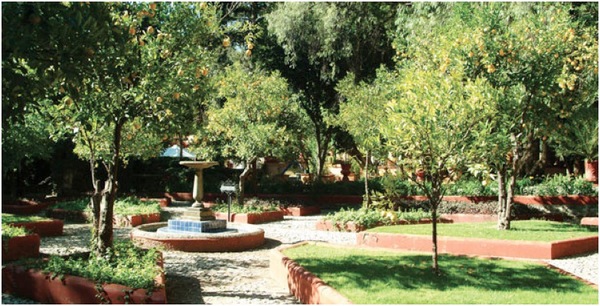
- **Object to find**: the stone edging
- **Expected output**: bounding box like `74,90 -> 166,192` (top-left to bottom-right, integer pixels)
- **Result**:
270,242 -> 352,304
7,219 -> 64,237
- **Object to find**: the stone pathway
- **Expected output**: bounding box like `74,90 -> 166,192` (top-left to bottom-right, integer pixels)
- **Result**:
2,216 -> 597,304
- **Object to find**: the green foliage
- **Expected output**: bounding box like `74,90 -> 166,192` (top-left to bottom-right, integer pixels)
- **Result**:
203,62 -> 308,163
445,177 -> 497,196
520,175 -> 598,196
324,207 -> 430,229
113,197 -> 161,215
52,197 -> 161,215
51,198 -> 89,212
283,244 -> 598,304
212,198 -> 280,213
2,224 -> 31,241
26,240 -> 162,291
2,213 -> 51,224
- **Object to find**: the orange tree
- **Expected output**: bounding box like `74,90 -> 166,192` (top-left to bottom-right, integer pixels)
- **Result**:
202,62 -> 309,205
3,2 -> 223,255
394,2 -> 598,230
451,2 -> 598,229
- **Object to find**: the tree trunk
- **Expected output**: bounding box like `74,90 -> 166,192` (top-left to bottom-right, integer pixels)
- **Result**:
497,165 -> 509,230
363,150 -> 371,209
431,205 -> 439,274
238,157 -> 256,205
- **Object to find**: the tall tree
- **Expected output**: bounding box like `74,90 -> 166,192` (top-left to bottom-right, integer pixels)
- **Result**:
3,2 -> 223,255
203,62 -> 309,204
266,2 -> 397,178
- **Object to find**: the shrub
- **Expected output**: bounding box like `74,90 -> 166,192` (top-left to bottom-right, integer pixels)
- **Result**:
2,224 -> 31,241
2,213 -> 51,224
445,177 -> 497,196
324,207 -> 431,229
212,197 -> 280,213
24,240 -> 162,291
521,175 -> 598,196
51,197 -> 161,215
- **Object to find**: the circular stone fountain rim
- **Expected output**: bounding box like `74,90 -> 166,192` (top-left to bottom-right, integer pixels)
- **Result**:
131,222 -> 264,239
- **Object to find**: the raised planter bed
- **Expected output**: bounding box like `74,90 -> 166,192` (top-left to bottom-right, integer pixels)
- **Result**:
2,253 -> 166,304
2,199 -> 50,215
356,232 -> 598,260
141,197 -> 171,208
164,192 -> 194,202
270,242 -> 352,304
440,214 -> 497,223
7,219 -> 64,237
279,206 -> 321,216
2,234 -> 40,262
581,217 -> 598,226
214,211 -> 284,224
114,213 -> 161,227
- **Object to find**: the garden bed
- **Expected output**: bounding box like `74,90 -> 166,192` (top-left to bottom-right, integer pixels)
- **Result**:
357,221 -> 598,259
2,234 -> 40,262
2,253 -> 166,304
6,219 -> 64,237
214,211 -> 284,224
279,206 -> 321,216
46,208 -> 89,222
273,242 -> 598,304
2,199 -> 50,215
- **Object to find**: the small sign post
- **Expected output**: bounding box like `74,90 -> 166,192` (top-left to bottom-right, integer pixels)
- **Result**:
220,180 -> 238,222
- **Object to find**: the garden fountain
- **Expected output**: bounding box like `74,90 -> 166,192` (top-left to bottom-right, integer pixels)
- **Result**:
130,161 -> 265,252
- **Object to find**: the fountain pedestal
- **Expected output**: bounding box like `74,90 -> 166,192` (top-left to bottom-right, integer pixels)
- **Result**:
179,161 -> 218,221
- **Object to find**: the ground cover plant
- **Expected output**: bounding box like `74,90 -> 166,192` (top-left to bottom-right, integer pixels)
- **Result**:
283,244 -> 598,304
2,224 -> 32,241
368,220 -> 598,242
19,240 -> 162,292
2,214 -> 52,224
212,198 -> 280,214
51,197 -> 160,216
323,207 -> 430,229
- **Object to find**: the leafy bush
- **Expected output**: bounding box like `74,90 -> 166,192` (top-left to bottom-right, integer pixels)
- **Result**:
212,197 -> 280,213
25,240 -> 162,291
521,175 -> 598,196
51,198 -> 89,211
2,213 -> 51,224
445,177 -> 497,196
2,224 -> 31,241
52,197 -> 161,215
114,197 -> 161,215
324,207 -> 431,229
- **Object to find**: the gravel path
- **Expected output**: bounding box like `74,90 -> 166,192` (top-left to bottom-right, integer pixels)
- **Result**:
2,216 -> 597,304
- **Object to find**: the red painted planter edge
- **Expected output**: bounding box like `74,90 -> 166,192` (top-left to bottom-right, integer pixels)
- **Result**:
8,220 -> 64,237
270,242 -> 353,304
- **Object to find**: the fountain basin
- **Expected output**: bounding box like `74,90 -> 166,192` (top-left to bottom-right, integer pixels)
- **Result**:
130,222 -> 265,252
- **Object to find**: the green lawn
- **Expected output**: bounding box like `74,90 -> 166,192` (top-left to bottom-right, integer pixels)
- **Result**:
368,220 -> 598,242
283,244 -> 598,304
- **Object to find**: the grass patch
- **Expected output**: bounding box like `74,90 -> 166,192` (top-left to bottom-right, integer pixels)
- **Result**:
283,244 -> 598,304
368,220 -> 598,242
2,213 -> 52,224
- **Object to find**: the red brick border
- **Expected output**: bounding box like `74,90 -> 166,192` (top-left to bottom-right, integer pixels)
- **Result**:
7,220 -> 64,237
270,242 -> 352,304
357,232 -> 598,260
